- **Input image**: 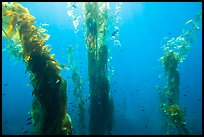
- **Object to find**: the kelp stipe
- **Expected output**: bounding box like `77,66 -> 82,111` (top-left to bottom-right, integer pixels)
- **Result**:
158,10 -> 201,135
67,2 -> 122,135
82,3 -> 114,134
67,45 -> 85,134
2,2 -> 73,135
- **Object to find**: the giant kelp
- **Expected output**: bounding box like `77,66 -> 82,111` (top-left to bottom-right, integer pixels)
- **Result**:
82,2 -> 114,135
67,45 -> 85,134
67,2 -> 121,135
159,10 -> 201,135
2,2 -> 72,135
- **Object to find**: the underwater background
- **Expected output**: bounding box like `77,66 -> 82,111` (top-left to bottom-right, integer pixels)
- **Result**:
2,2 -> 202,135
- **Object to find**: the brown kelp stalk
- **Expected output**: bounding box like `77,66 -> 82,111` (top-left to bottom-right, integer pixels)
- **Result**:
160,50 -> 188,135
82,2 -> 114,135
159,10 -> 201,135
2,2 -> 72,135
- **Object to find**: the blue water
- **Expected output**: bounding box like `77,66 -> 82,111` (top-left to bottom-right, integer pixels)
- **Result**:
2,2 -> 202,135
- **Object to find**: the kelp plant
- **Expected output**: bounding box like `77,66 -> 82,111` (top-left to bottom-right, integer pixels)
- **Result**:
83,2 -> 114,135
67,2 -> 122,134
67,45 -> 85,134
159,10 -> 202,135
67,3 -> 86,134
2,2 -> 73,135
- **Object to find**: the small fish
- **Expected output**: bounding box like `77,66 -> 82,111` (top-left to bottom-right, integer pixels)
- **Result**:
25,122 -> 32,125
144,125 -> 148,128
27,117 -> 32,121
55,79 -> 60,84
112,29 -> 119,37
168,32 -> 171,35
141,109 -> 144,111
4,120 -> 8,124
183,94 -> 187,97
4,83 -> 8,86
23,131 -> 29,134
3,93 -> 6,96
72,4 -> 77,8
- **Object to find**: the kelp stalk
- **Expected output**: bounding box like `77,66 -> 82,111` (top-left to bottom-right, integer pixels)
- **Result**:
82,2 -> 114,135
2,2 -> 72,135
67,45 -> 85,134
159,10 -> 201,135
